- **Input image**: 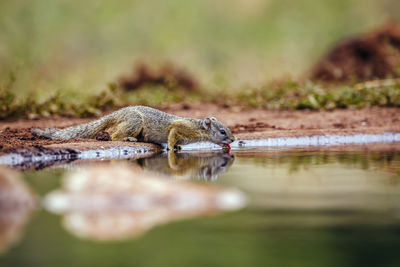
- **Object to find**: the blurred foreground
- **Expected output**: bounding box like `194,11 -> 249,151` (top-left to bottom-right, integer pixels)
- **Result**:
1,150 -> 400,267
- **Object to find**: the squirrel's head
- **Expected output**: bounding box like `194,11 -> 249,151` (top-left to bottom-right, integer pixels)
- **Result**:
202,117 -> 235,145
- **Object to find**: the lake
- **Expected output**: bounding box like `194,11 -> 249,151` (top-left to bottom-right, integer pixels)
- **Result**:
1,147 -> 400,267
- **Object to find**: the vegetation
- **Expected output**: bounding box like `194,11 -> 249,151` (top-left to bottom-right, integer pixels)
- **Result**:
232,80 -> 400,110
2,78 -> 400,119
1,0 -> 400,119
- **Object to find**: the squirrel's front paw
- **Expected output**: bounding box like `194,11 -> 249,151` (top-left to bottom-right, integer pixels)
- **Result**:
174,145 -> 182,151
167,145 -> 181,151
123,137 -> 138,142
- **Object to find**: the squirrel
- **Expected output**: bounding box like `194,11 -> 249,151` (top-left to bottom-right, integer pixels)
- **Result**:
33,106 -> 235,150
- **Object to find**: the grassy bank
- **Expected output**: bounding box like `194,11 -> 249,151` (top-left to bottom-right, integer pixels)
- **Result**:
2,79 -> 400,119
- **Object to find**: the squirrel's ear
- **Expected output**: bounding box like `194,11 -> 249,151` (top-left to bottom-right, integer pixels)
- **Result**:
202,118 -> 212,130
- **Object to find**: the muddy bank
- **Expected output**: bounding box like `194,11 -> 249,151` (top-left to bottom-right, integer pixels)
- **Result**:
1,104 -> 399,152
165,104 -> 400,140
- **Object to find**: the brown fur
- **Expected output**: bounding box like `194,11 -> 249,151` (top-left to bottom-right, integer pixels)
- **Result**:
33,106 -> 235,150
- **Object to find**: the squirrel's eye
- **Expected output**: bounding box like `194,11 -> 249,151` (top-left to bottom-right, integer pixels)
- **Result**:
220,129 -> 226,135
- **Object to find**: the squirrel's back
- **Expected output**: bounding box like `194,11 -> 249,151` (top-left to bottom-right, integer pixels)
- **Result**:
32,106 -> 180,140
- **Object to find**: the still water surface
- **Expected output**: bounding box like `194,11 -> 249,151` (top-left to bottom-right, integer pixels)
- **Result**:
1,149 -> 400,267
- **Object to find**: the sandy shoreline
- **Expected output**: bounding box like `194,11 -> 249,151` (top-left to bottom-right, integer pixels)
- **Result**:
1,104 -> 399,152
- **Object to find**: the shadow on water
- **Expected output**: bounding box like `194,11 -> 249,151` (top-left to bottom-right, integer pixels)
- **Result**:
1,148 -> 400,267
132,152 -> 235,181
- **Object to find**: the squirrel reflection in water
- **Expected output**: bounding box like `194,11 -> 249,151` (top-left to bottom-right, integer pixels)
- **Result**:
132,151 -> 234,181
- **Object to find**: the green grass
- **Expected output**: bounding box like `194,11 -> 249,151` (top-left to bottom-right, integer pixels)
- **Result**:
2,79 -> 400,119
232,80 -> 400,110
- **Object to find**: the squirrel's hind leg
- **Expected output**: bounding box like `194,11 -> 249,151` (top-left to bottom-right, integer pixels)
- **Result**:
111,121 -> 142,141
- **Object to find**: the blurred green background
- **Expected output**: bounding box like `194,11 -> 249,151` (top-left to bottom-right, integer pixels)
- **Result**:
1,0 -> 400,116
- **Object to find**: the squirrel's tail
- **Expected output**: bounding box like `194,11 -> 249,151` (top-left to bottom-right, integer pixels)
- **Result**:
32,113 -> 116,140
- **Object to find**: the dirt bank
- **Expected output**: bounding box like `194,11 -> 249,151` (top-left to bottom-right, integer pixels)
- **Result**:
1,104 -> 399,152
311,22 -> 400,82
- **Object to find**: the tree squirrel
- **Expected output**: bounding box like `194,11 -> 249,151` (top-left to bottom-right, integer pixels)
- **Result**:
33,106 -> 235,150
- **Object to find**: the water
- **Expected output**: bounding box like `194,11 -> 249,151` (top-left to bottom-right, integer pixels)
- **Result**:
2,132 -> 400,168
1,147 -> 400,267
182,132 -> 400,150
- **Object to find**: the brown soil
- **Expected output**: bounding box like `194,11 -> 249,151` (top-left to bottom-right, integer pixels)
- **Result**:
0,126 -> 92,153
1,104 -> 399,152
311,22 -> 400,82
119,62 -> 198,91
163,103 -> 400,139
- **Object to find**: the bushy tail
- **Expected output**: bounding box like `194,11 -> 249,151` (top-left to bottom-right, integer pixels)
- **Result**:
32,114 -> 116,140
